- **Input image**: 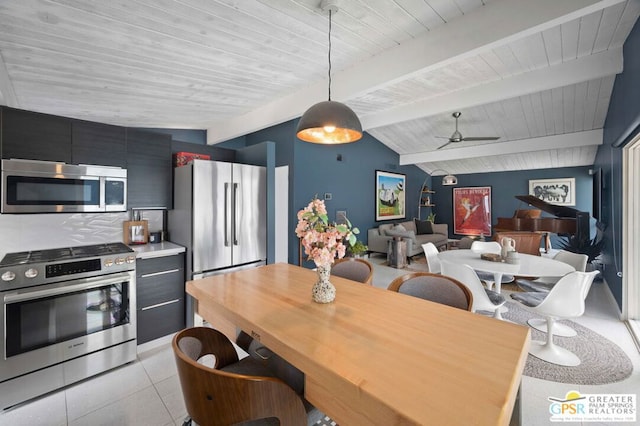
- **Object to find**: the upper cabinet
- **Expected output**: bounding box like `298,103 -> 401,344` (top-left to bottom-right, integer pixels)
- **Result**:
72,121 -> 126,168
1,107 -> 72,162
126,129 -> 172,209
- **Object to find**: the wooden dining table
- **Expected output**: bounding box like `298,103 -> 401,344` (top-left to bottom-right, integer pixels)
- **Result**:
186,263 -> 530,425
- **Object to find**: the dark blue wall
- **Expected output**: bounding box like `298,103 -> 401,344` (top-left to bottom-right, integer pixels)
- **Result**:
292,129 -> 427,266
431,166 -> 594,247
594,18 -> 640,308
224,119 -> 428,266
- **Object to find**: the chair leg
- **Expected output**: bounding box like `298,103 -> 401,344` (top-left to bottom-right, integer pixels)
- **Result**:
528,316 -> 581,366
492,306 -> 503,320
527,318 -> 577,337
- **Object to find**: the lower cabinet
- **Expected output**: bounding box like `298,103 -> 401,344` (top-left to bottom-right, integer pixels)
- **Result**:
136,254 -> 185,344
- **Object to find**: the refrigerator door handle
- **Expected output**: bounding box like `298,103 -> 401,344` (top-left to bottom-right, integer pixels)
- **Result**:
233,183 -> 239,245
224,182 -> 230,247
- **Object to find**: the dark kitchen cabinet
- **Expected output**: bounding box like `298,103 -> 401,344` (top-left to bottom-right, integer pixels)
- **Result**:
126,129 -> 172,208
1,107 -> 72,162
72,121 -> 126,167
136,254 -> 185,344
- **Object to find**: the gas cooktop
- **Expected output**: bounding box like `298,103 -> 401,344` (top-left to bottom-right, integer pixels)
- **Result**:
0,242 -> 134,267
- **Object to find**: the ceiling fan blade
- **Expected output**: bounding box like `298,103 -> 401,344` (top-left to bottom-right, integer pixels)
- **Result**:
437,140 -> 454,150
461,136 -> 500,141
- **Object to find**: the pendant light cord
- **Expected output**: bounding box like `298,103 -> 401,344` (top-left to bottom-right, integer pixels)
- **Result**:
328,9 -> 332,101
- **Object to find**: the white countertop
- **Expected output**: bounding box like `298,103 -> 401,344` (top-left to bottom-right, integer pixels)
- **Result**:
130,241 -> 185,259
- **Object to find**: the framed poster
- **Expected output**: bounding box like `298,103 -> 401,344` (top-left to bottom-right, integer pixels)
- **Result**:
453,186 -> 492,236
528,178 -> 576,206
375,170 -> 406,221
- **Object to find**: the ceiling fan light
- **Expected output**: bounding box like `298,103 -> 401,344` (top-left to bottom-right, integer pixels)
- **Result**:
296,100 -> 363,144
442,174 -> 458,186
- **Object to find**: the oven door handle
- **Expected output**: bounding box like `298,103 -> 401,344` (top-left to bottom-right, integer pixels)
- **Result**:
3,272 -> 133,303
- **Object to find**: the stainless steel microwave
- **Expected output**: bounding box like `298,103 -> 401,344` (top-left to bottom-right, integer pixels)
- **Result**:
1,159 -> 127,213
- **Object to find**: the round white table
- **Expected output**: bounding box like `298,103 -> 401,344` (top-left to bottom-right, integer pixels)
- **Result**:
438,249 -> 575,293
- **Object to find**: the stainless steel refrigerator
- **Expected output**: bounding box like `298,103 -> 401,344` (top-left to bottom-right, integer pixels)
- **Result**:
168,159 -> 266,326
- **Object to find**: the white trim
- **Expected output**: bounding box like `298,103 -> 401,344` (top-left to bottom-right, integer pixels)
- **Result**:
621,131 -> 640,352
622,133 -> 640,323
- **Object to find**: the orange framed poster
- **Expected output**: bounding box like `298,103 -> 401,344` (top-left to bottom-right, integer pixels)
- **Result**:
453,186 -> 491,236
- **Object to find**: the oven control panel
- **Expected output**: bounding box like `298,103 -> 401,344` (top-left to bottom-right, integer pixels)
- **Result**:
0,256 -> 135,290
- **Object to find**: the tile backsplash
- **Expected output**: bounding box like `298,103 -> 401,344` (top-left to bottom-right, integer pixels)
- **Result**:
0,210 -> 163,258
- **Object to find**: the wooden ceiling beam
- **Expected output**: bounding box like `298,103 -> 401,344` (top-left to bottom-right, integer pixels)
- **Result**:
361,48 -> 623,130
399,129 -> 603,165
206,0 -> 624,144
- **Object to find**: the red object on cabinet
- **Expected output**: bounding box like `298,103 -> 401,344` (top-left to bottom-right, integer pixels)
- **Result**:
173,152 -> 211,167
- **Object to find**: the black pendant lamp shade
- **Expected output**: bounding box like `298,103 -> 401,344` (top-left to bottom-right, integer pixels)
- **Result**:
296,1 -> 363,144
296,100 -> 362,144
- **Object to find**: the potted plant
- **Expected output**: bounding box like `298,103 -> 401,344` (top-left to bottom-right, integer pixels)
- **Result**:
347,240 -> 368,258
558,234 -> 604,266
426,212 -> 436,223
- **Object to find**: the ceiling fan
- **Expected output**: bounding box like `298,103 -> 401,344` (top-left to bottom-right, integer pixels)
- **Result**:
436,112 -> 500,149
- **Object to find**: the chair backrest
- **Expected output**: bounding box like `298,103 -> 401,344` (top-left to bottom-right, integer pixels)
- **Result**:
421,242 -> 441,273
534,271 -> 599,318
387,272 -> 472,311
331,258 -> 373,285
470,240 -> 501,254
440,261 -> 500,313
172,327 -> 307,426
493,232 -> 543,256
553,250 -> 588,272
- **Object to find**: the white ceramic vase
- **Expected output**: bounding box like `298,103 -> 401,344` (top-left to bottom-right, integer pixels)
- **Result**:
312,264 -> 336,303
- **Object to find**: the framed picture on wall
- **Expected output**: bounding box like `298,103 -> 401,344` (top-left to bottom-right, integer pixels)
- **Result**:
375,170 -> 406,221
453,186 -> 492,236
528,178 -> 576,206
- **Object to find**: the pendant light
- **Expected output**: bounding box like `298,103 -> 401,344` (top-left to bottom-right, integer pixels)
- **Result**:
296,1 -> 362,144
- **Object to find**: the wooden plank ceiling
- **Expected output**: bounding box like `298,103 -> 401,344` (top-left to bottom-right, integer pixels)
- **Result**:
0,0 -> 638,175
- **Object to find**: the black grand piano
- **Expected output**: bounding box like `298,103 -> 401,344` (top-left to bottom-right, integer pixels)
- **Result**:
495,195 -> 590,242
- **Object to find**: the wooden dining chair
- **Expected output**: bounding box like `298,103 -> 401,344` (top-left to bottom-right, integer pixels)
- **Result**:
387,272 -> 473,311
173,327 -> 315,426
331,257 -> 373,285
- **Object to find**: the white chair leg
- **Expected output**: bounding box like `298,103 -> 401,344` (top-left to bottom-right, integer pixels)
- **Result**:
527,318 -> 577,337
492,306 -> 504,320
528,316 -> 581,366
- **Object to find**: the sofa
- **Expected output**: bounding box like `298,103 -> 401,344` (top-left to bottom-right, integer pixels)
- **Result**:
367,219 -> 449,260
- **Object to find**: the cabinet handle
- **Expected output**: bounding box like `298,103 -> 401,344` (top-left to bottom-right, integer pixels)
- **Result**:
140,268 -> 180,278
141,298 -> 181,311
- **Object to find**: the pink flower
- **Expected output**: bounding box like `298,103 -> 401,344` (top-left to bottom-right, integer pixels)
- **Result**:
296,197 -> 359,267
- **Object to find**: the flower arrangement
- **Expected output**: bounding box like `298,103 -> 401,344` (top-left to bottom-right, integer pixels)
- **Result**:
295,197 -> 359,267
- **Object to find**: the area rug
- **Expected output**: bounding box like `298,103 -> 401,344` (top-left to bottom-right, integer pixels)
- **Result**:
503,301 -> 634,385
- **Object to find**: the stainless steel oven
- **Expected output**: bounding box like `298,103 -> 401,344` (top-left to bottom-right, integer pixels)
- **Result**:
0,243 -> 136,409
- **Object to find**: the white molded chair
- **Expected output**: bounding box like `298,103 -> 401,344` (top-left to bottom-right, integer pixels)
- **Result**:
421,242 -> 441,274
468,241 -> 514,288
518,250 -> 589,337
441,261 -> 505,319
510,271 -> 600,366
470,240 -> 501,254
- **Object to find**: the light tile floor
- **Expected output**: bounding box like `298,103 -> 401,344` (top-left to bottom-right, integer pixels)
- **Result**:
1,255 -> 639,426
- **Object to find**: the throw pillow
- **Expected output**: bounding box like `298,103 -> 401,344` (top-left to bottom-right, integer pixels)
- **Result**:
392,223 -> 407,232
414,219 -> 433,235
